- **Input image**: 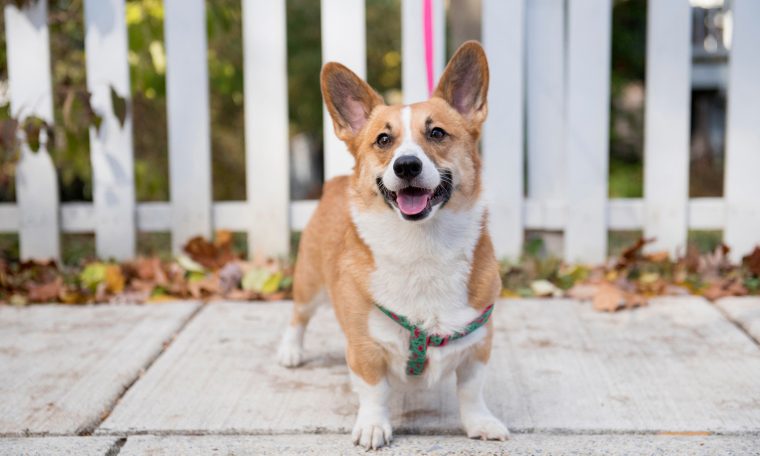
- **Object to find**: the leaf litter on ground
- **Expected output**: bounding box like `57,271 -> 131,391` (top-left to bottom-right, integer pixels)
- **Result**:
1,234 -> 759,311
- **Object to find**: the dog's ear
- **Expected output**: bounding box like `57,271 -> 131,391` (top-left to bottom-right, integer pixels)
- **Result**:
321,62 -> 384,143
433,41 -> 489,126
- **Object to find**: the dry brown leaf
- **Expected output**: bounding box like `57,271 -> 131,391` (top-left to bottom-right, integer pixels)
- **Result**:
27,278 -> 62,302
214,229 -> 233,249
184,235 -> 236,271
682,245 -> 701,274
742,246 -> 760,277
566,283 -> 598,301
699,244 -> 731,279
702,278 -> 747,301
188,274 -> 221,299
105,265 -> 125,294
593,283 -> 626,312
592,282 -> 647,312
644,251 -> 670,263
615,237 -> 654,269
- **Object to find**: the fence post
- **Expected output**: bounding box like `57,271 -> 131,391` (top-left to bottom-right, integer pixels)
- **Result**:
643,0 -> 692,257
242,0 -> 290,258
564,0 -> 612,263
4,1 -> 60,261
83,0 -> 136,260
724,0 -> 760,262
482,0 -> 525,261
525,0 -> 565,255
401,0 -> 445,104
164,0 -> 213,254
321,0 -> 366,180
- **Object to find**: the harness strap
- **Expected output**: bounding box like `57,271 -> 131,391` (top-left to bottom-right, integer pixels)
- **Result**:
375,303 -> 495,376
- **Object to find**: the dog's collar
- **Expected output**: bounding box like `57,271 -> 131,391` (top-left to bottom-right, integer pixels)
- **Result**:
374,303 -> 495,376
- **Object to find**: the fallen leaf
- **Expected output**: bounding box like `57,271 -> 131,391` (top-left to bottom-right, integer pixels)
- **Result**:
219,262 -> 243,294
183,236 -> 236,270
80,263 -> 107,291
104,264 -> 125,294
644,251 -> 670,263
742,246 -> 760,277
261,271 -> 284,294
27,278 -> 62,302
566,283 -> 598,301
615,237 -> 654,269
176,255 -> 205,273
592,282 -> 647,312
530,279 -> 561,297
699,244 -> 731,279
241,267 -> 271,293
701,278 -> 747,301
593,282 -> 626,312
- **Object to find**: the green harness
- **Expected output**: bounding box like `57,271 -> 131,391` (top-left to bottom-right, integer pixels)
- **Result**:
375,303 -> 495,376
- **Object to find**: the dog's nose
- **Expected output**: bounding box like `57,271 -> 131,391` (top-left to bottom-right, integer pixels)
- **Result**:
393,155 -> 423,180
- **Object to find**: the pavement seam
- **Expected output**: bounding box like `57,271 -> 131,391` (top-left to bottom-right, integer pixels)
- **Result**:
713,302 -> 760,349
81,303 -> 207,436
105,437 -> 127,456
83,428 -> 760,438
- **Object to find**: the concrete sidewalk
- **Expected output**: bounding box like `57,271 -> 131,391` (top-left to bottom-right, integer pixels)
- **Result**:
1,297 -> 759,455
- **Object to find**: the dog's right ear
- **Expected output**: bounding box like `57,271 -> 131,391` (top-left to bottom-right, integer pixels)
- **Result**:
321,62 -> 384,144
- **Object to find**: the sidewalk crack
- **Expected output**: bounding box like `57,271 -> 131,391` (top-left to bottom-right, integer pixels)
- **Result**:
105,437 -> 127,456
80,302 -> 207,436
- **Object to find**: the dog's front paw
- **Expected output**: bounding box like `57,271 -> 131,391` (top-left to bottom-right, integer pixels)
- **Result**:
352,412 -> 392,450
277,341 -> 303,367
463,413 -> 510,441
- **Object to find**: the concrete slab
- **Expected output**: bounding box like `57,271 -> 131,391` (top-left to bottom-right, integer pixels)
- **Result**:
100,298 -> 760,435
716,297 -> 760,343
0,436 -> 118,456
119,434 -> 760,456
0,302 -> 199,435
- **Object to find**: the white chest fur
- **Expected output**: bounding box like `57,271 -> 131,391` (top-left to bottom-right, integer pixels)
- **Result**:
351,202 -> 487,384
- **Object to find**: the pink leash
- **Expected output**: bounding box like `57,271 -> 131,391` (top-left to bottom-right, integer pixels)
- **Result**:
423,0 -> 435,97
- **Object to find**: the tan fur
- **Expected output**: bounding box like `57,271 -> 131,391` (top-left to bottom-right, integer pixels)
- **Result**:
288,41 -> 499,386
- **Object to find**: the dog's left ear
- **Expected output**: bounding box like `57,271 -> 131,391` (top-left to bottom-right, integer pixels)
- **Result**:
433,41 -> 489,126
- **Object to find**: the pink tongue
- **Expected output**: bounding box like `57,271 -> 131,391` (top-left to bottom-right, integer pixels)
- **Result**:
396,190 -> 432,215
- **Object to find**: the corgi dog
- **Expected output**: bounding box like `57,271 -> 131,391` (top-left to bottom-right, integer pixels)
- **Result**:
277,41 -> 507,449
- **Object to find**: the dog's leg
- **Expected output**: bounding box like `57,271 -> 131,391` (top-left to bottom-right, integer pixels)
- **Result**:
456,358 -> 509,440
347,344 -> 392,450
277,289 -> 324,367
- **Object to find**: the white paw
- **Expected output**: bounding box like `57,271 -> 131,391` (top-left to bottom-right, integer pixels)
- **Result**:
277,341 -> 303,367
352,411 -> 393,450
463,413 -> 510,441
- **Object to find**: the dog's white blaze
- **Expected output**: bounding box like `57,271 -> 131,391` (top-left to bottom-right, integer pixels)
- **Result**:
351,195 -> 487,385
381,106 -> 440,192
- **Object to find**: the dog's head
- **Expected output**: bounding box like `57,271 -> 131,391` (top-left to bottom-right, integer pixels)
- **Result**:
321,41 -> 489,222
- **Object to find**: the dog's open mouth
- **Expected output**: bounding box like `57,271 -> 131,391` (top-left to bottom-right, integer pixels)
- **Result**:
377,170 -> 453,220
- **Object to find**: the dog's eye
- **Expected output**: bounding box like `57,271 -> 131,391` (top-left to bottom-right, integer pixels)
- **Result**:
376,133 -> 392,148
429,127 -> 447,140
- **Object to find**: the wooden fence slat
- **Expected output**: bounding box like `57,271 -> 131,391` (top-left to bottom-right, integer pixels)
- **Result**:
563,0 -> 612,263
482,0 -> 525,260
525,0 -> 565,255
83,0 -> 136,260
4,2 -> 60,260
643,0 -> 692,257
724,0 -> 760,262
525,0 -> 565,203
163,0 -> 212,254
321,0 -> 366,180
242,0 -> 290,257
401,0 -> 445,104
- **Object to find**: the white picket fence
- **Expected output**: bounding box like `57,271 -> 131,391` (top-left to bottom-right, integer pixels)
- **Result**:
1,0 -> 759,264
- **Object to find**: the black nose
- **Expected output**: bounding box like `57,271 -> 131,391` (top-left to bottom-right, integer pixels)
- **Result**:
393,155 -> 423,180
